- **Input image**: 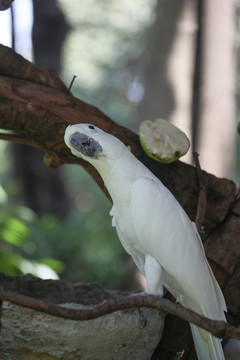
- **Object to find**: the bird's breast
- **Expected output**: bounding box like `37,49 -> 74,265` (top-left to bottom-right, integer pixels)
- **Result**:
110,205 -> 143,256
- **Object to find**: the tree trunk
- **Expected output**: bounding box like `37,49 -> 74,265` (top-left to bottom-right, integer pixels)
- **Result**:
11,0 -> 70,218
196,0 -> 235,178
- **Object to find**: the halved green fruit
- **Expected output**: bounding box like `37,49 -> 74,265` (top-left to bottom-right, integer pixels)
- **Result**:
140,119 -> 190,163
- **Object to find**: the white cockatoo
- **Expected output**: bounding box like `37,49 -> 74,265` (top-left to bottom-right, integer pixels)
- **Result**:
64,123 -> 227,360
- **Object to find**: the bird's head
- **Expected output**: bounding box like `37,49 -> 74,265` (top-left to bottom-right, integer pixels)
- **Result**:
64,123 -> 126,163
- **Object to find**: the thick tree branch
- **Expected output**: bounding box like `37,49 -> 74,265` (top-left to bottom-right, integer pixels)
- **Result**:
0,45 -> 236,229
0,132 -> 48,152
0,290 -> 238,341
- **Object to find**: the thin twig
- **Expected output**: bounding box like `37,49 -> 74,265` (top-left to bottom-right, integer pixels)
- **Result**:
0,132 -> 47,152
193,151 -> 208,231
68,75 -> 77,94
0,290 -> 239,341
0,132 -> 63,168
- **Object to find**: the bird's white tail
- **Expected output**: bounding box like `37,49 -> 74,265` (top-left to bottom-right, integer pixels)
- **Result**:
190,323 -> 225,360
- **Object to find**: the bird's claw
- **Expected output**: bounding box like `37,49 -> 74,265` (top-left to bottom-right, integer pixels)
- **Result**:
130,291 -> 148,329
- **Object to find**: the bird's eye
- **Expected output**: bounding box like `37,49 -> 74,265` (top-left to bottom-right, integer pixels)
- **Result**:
89,125 -> 95,130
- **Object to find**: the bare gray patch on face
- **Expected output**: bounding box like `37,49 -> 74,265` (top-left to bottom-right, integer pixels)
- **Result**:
69,133 -> 102,159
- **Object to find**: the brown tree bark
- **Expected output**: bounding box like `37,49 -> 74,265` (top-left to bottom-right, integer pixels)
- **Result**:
0,45 -> 239,359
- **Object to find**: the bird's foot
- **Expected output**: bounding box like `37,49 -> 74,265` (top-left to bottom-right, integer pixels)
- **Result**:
130,291 -> 148,329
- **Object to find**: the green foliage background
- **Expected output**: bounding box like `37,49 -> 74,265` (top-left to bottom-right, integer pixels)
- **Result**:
0,148 -> 124,287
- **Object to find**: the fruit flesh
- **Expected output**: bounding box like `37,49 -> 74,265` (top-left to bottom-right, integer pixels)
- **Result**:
140,119 -> 190,163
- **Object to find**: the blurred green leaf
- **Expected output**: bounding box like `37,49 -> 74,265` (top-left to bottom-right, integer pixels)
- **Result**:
0,252 -> 25,274
0,217 -> 29,246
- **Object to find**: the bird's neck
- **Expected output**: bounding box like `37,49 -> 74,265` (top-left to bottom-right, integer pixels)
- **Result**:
97,160 -> 134,206
92,152 -> 148,206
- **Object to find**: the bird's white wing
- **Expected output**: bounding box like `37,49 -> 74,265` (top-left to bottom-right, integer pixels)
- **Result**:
129,177 -> 226,320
